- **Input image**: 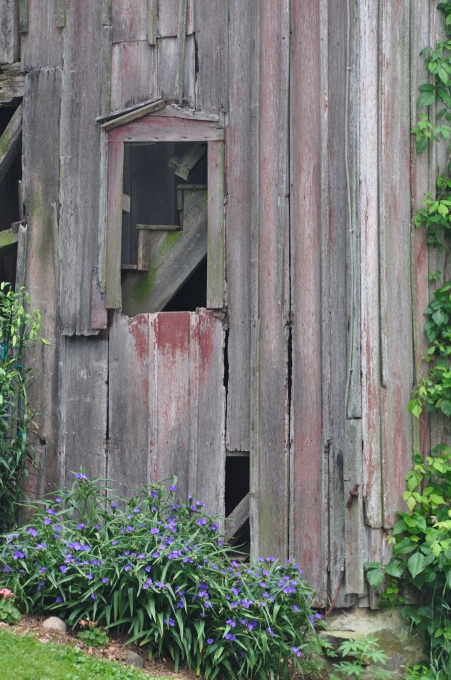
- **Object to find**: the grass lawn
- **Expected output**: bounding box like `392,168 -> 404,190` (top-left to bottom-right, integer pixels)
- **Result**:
0,629 -> 172,680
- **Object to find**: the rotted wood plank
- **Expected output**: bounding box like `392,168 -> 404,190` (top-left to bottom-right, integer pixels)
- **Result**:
225,0 -> 253,452
56,0 -> 66,28
0,63 -> 25,103
109,115 -> 224,143
111,41 -> 158,111
121,187 -> 208,315
59,1 -> 104,334
100,99 -> 164,130
60,337 -> 108,486
0,0 -> 20,63
195,0 -> 228,114
207,141 -> 225,308
359,0 -> 382,529
379,0 -> 413,529
108,313 -> 152,496
22,68 -> 62,494
256,0 -> 290,563
0,104 -> 22,186
290,0 -> 328,600
22,0 -> 62,71
112,0 -> 148,42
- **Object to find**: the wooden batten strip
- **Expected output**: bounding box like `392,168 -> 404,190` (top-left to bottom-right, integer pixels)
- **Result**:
136,224 -> 181,231
225,493 -> 250,539
206,140 -> 225,308
105,141 -> 124,309
176,0 -> 188,104
56,0 -> 66,28
99,99 -> 165,131
15,224 -> 28,290
0,104 -> 22,186
19,0 -> 28,34
148,0 -> 157,45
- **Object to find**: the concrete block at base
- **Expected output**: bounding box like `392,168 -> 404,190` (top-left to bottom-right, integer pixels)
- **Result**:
42,616 -> 67,633
318,608 -> 426,679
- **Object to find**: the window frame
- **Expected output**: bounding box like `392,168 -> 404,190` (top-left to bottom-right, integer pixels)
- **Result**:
103,107 -> 225,312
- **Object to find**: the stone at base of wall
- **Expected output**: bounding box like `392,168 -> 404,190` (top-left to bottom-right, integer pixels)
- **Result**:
318,607 -> 426,679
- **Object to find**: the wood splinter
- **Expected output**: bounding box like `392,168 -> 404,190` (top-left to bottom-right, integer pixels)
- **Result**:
346,483 -> 360,509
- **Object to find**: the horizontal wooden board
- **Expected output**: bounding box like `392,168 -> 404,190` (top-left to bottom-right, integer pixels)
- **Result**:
109,115 -> 224,142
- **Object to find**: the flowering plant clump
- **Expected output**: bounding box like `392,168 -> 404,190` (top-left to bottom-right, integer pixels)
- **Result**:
77,617 -> 110,647
0,472 -> 320,679
0,587 -> 21,624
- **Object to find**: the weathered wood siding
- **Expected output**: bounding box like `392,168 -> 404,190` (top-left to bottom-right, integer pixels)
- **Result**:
3,0 -> 438,606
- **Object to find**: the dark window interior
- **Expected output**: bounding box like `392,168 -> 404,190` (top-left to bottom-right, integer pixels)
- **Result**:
120,141 -> 208,313
0,102 -> 22,287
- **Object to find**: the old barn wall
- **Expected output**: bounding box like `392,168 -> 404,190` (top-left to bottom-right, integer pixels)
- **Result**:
0,0 -> 439,606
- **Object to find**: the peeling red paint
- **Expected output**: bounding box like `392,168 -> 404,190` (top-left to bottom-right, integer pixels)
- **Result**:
129,314 -> 149,363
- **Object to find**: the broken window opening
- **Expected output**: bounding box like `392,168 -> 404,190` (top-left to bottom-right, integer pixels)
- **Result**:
120,140 -> 208,315
0,101 -> 22,287
225,455 -> 250,557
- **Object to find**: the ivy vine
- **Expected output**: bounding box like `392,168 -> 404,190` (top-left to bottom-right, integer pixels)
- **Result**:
409,0 -> 451,419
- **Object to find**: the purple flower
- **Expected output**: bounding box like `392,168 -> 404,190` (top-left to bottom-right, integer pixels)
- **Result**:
126,526 -> 134,532
248,620 -> 257,631
144,566 -> 151,572
75,473 -> 88,480
60,565 -> 68,573
172,504 -> 180,510
293,604 -> 300,612
225,633 -> 236,641
77,523 -> 85,530
226,619 -> 236,628
38,567 -> 47,573
142,583 -> 149,590
44,518 -> 51,525
111,540 -> 118,545
152,551 -> 160,559
196,518 -> 207,526
54,526 -> 62,533
151,506 -> 157,512
265,556 -> 275,563
133,508 -> 140,514
169,485 -> 177,492
86,573 -> 93,580
47,508 -> 55,515
90,593 -> 97,600
164,617 -> 175,627
124,565 -> 131,572
292,646 -> 302,658
28,528 -> 38,537
211,523 -> 218,531
55,596 -> 63,603
36,543 -> 47,549
3,566 -> 11,573
111,502 -> 118,509
12,551 -> 25,560
150,528 -> 159,535
102,577 -> 109,584
267,626 -> 275,638
55,497 -> 62,503
151,490 -> 158,498
155,581 -> 165,589
207,638 -> 214,645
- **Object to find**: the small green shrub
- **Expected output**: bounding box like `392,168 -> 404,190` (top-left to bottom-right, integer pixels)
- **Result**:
364,444 -> 451,674
0,587 -> 21,624
0,283 -> 48,534
0,473 -> 321,679
77,617 -> 110,647
327,637 -> 390,679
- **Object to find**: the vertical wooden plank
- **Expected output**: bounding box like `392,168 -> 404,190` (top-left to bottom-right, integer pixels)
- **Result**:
15,223 -> 28,290
175,0 -> 187,104
22,68 -> 62,495
58,1 -> 105,334
256,0 -> 290,561
194,309 -> 226,517
18,0 -> 27,33
108,314 -> 151,495
112,0 -> 148,42
152,313 -> 192,498
225,0 -> 253,452
56,0 -> 66,28
206,140 -> 225,308
157,37 -> 178,101
105,141 -> 123,309
111,41 -> 157,111
158,0 -> 181,37
183,34 -> 196,108
359,0 -> 382,529
0,0 -> 20,63
290,0 -> 328,600
60,337 -> 108,486
195,0 -> 228,114
379,0 -> 413,529
22,0 -> 62,71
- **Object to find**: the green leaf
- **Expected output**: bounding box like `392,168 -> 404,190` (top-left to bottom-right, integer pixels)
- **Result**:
419,90 -> 436,107
407,552 -> 425,579
366,565 -> 385,587
441,400 -> 451,417
385,562 -> 403,578
416,137 -> 428,153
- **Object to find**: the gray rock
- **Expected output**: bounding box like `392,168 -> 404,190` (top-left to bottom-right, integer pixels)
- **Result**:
319,608 -> 426,680
126,650 -> 144,668
42,616 -> 67,633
